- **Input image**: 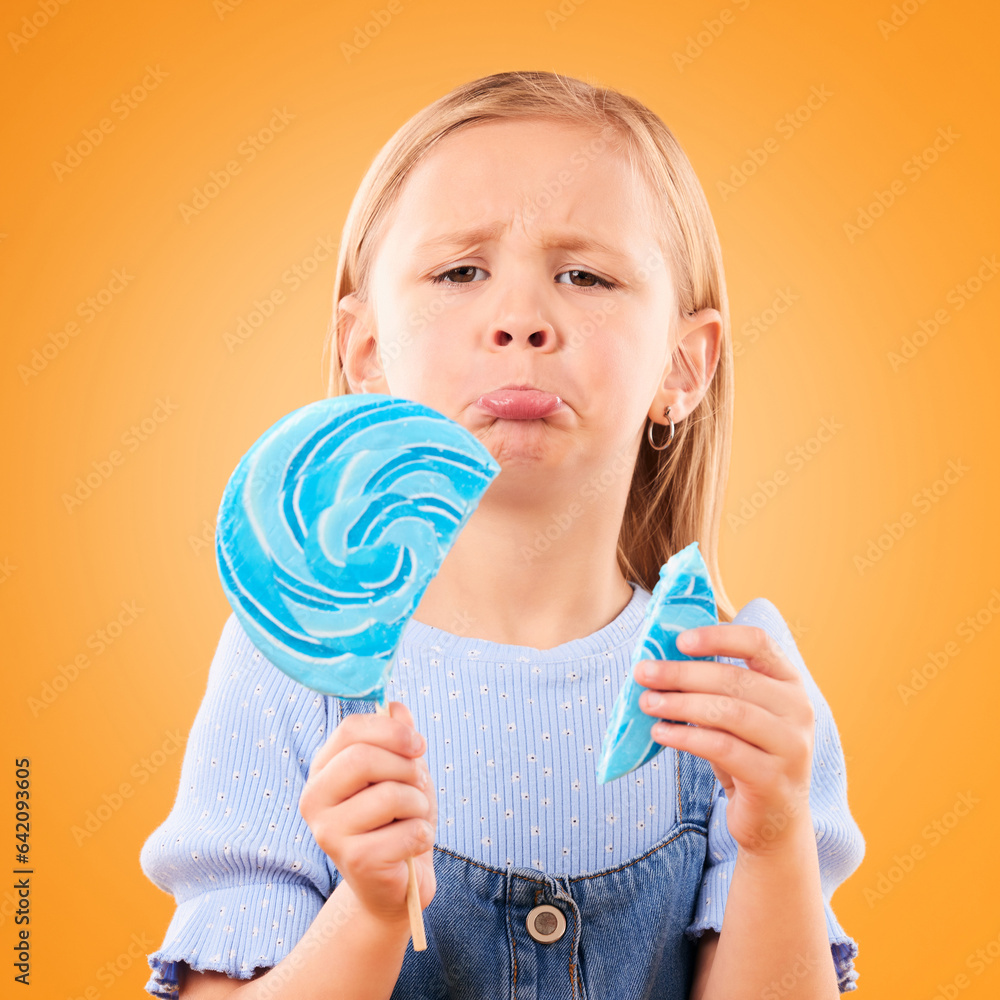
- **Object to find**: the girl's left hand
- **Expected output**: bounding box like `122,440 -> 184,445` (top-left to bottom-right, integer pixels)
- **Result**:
635,625 -> 815,857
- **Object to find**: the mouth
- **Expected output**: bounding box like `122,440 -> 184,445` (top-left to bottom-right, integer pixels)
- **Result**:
475,384 -> 564,420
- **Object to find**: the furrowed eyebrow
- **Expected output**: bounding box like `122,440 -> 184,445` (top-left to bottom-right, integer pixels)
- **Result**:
412,223 -> 634,266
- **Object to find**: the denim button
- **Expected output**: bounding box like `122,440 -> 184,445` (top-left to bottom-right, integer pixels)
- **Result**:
526,904 -> 567,943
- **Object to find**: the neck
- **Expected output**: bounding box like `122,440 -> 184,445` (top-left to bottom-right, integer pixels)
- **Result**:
412,482 -> 635,650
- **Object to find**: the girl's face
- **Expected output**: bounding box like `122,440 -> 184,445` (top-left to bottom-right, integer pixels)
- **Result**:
339,118 -> 720,481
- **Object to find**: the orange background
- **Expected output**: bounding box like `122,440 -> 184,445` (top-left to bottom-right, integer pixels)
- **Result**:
3,0 -> 998,995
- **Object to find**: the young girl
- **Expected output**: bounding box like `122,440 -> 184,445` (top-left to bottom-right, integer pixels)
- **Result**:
140,70 -> 865,999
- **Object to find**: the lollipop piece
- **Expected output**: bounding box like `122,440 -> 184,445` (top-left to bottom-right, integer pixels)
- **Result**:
215,393 -> 501,704
595,541 -> 719,783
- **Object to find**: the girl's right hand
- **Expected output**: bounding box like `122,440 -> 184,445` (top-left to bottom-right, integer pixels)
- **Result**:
299,701 -> 437,927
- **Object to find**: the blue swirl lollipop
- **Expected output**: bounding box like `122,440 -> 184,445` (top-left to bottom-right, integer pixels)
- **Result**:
215,393 -> 501,705
596,541 -> 719,783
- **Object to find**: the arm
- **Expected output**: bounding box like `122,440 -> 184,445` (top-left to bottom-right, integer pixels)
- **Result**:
637,622 -> 848,1000
140,616 -> 435,1000
688,825 -> 838,1000
179,882 -> 412,1000
688,930 -> 719,1000
178,700 -> 435,1000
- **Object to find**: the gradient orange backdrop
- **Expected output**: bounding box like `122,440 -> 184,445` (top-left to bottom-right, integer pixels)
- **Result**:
3,0 -> 998,995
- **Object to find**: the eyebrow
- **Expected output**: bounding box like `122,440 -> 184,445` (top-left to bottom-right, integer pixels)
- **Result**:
412,223 -> 635,266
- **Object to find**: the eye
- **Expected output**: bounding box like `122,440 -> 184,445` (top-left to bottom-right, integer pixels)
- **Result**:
430,266 -> 486,285
556,269 -> 617,290
429,266 -> 617,289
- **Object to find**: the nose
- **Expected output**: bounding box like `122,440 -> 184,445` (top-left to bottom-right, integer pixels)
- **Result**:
490,295 -> 556,350
486,256 -> 558,350
492,324 -> 552,348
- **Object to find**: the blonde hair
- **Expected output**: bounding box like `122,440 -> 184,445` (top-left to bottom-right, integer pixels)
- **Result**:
322,70 -> 737,622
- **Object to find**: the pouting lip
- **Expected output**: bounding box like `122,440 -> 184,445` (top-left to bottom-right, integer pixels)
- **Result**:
476,383 -> 564,419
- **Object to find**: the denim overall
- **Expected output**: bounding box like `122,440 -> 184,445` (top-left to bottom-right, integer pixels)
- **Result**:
337,698 -> 718,1000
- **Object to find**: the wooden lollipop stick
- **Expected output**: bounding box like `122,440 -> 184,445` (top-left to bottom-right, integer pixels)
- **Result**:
375,700 -> 427,951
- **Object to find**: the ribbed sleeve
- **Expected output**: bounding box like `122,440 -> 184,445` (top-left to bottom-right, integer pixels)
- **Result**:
683,598 -> 866,993
138,613 -> 338,998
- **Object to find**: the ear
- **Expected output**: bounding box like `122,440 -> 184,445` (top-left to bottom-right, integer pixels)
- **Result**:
337,292 -> 390,394
649,307 -> 723,424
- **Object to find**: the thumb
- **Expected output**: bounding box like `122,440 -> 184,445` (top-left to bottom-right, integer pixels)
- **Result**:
711,763 -> 734,798
388,699 -> 416,732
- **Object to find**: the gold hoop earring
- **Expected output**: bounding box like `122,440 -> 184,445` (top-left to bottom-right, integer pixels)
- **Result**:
646,406 -> 675,452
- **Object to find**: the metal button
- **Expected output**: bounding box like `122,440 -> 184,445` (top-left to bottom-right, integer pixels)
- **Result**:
525,904 -> 567,943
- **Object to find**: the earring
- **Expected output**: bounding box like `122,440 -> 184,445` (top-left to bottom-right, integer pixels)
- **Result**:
646,406 -> 675,452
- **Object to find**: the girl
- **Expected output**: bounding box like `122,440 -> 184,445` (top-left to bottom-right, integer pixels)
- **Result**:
140,70 -> 865,999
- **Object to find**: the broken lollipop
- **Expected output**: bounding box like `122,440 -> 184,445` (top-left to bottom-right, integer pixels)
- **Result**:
596,541 -> 720,783
215,392 -> 501,949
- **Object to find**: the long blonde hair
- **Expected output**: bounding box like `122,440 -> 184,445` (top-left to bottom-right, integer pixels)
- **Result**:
321,70 -> 737,622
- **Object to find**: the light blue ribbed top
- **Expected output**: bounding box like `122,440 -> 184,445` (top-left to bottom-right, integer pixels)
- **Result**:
139,582 -> 866,997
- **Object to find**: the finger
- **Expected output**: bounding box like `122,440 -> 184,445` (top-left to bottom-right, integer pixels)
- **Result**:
309,742 -> 430,809
388,700 -> 416,730
651,718 -> 771,785
309,709 -> 426,777
335,779 -> 432,838
675,625 -> 801,682
634,658 -> 798,717
412,744 -> 438,828
423,767 -> 438,830
345,816 -> 436,868
639,690 -> 792,756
